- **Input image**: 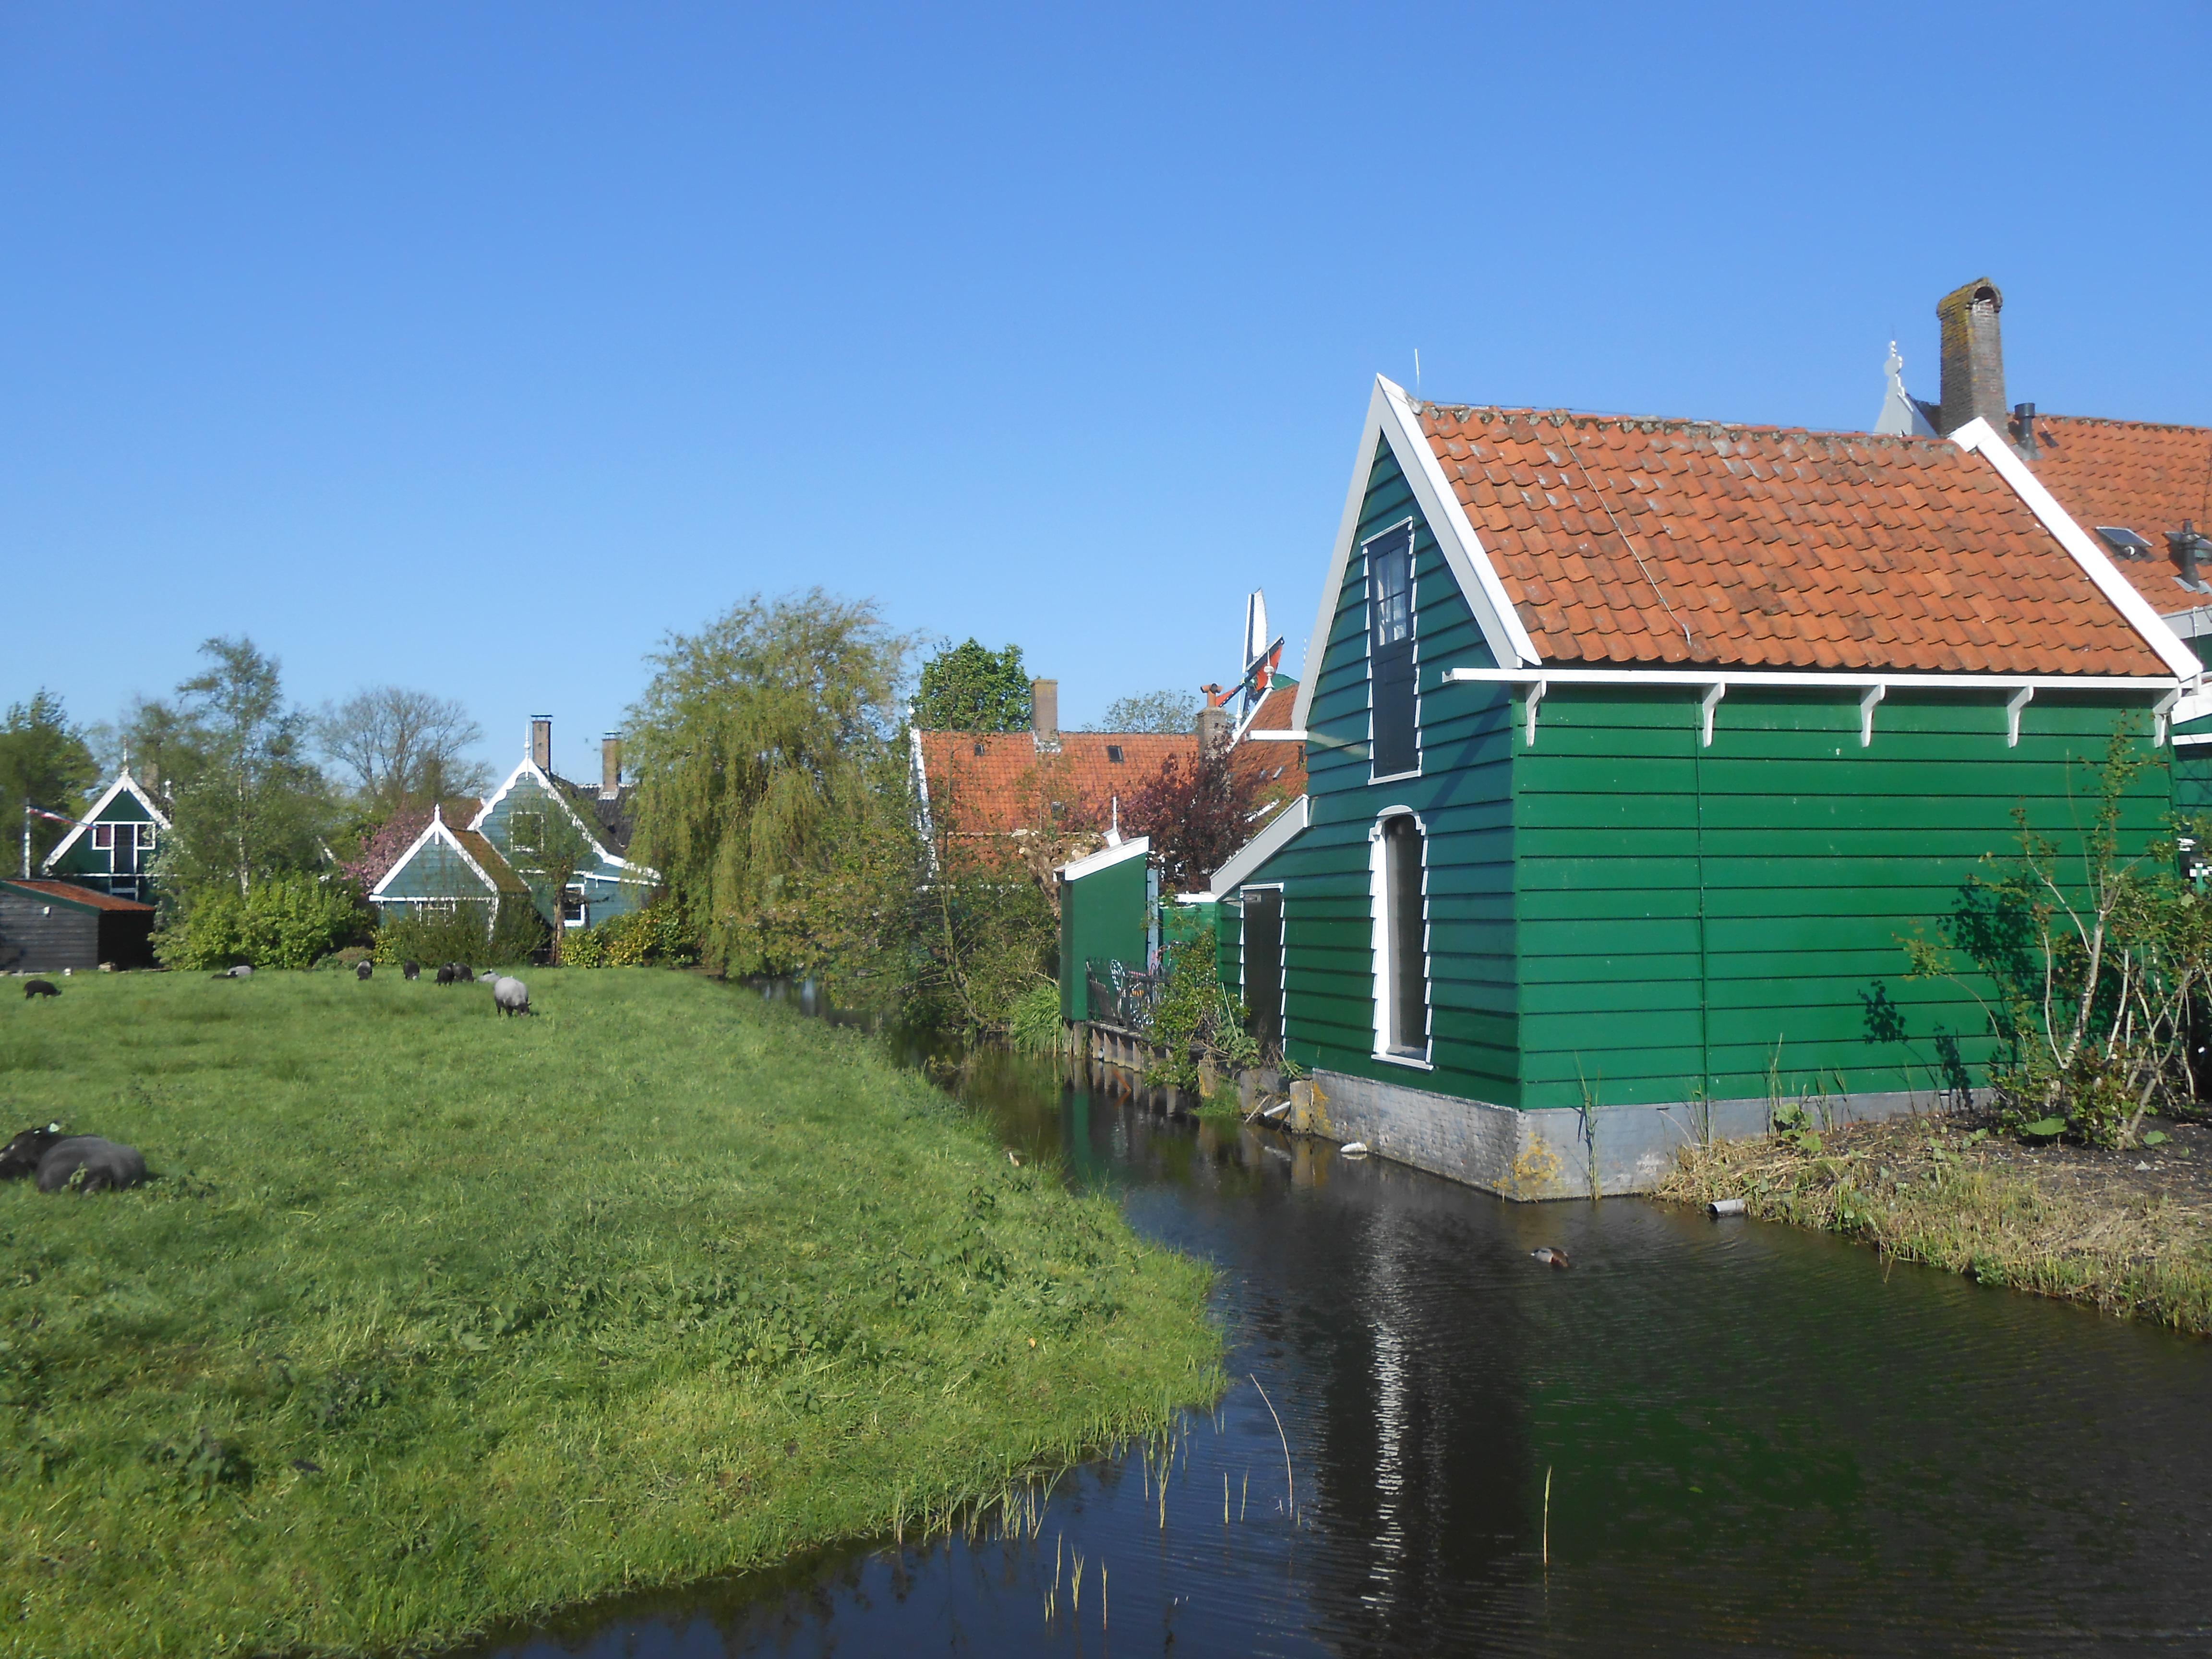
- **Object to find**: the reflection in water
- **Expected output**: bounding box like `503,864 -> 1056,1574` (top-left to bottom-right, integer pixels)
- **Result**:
468,1048 -> 2212,1657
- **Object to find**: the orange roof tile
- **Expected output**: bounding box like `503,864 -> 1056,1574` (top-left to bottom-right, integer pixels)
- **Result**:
914,732 -> 1198,836
2025,414 -> 2212,615
1415,405 -> 2171,677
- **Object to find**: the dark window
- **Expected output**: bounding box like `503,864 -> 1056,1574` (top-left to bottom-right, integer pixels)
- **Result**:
1242,888 -> 1283,1054
1106,745 -> 1124,763
1368,525 -> 1418,776
1383,816 -> 1428,1055
974,741 -> 986,756
562,885 -> 587,926
93,824 -> 113,851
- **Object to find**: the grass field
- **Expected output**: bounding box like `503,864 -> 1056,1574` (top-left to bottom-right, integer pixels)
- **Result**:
0,969 -> 1222,1657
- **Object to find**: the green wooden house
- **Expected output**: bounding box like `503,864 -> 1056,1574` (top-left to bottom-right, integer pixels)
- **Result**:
39,769 -> 170,904
469,721 -> 657,932
1057,837 -> 1155,1022
367,805 -> 534,936
1210,376 -> 2203,1198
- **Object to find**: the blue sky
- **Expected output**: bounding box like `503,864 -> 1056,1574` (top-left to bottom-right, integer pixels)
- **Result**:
4,4 -> 2207,781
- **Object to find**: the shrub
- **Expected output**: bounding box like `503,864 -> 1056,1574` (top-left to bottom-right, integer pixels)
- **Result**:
1007,980 -> 1066,1053
155,875 -> 371,971
559,902 -> 698,971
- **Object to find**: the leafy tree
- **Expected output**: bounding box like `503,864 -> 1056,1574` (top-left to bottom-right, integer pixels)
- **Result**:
161,637 -> 331,898
912,638 -> 1030,732
1090,689 -> 1199,734
1121,737 -> 1260,894
0,690 -> 99,875
316,687 -> 490,811
91,695 -> 214,799
627,590 -> 918,980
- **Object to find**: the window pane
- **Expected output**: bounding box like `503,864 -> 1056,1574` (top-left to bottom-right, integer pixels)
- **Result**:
1384,817 -> 1428,1054
1370,535 -> 1412,650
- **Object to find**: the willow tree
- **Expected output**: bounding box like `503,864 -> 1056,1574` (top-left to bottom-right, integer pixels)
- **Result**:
626,591 -> 918,983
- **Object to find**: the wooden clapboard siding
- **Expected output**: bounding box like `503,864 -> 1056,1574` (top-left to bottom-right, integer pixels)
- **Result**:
1512,683 -> 2169,1109
1269,437 -> 1521,1103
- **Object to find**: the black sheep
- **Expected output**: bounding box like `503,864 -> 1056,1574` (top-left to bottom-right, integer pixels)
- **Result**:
0,1124 -> 61,1179
435,962 -> 458,986
402,960 -> 421,981
36,1136 -> 148,1194
355,960 -> 373,982
23,980 -> 59,1000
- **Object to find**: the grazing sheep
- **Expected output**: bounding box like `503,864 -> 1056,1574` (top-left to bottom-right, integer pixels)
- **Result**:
23,980 -> 58,1000
355,960 -> 374,982
36,1136 -> 148,1195
0,1124 -> 62,1180
435,962 -> 460,986
478,969 -> 500,983
211,964 -> 253,980
492,976 -> 531,1017
402,960 -> 421,981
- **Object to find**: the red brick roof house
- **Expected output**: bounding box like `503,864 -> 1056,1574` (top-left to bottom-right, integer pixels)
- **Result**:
1875,275 -> 2212,745
1204,369 -> 2201,1200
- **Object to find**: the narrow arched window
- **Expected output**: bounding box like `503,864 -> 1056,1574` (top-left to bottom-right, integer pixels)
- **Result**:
1366,523 -> 1418,777
1382,815 -> 1428,1056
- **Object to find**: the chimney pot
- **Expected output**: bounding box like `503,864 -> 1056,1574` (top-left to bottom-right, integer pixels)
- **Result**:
529,716 -> 553,772
1936,277 -> 2008,439
601,733 -> 622,799
1031,679 -> 1058,739
2013,401 -> 2040,460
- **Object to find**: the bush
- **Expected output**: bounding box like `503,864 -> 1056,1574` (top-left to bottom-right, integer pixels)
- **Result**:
1007,980 -> 1066,1052
154,875 -> 370,971
559,902 -> 698,970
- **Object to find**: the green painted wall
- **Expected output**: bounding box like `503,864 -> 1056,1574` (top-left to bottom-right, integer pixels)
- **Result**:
1267,436 -> 1519,1102
376,836 -> 498,905
1058,850 -> 1150,1020
1512,685 -> 2168,1109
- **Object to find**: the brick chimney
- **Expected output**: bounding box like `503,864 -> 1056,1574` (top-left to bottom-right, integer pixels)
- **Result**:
1196,706 -> 1230,750
1936,277 -> 2007,438
530,715 -> 553,771
1031,679 -> 1058,739
600,733 -> 622,799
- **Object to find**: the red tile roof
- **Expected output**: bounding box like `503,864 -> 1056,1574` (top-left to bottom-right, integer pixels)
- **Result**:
1416,405 -> 2173,677
0,879 -> 155,913
1231,685 -> 1306,803
2026,414 -> 2212,615
914,732 -> 1195,836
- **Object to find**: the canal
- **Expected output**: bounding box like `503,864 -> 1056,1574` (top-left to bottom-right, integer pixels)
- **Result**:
476,1047 -> 2212,1655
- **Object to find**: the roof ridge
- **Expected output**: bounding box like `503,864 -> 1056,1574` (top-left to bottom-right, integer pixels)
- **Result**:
2038,412 -> 2212,436
1413,401 -> 1957,448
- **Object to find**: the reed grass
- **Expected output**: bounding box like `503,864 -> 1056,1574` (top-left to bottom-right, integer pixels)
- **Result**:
0,969 -> 1223,1657
1660,1118 -> 2212,1334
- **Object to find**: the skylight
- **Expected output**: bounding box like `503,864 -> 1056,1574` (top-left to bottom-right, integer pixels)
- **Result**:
2095,526 -> 2154,560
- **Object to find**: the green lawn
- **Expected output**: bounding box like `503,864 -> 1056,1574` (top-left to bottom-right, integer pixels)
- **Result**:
0,969 -> 1221,1657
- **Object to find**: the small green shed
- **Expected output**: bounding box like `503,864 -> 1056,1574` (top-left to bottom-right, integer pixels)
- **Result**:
1056,837 -> 1155,1022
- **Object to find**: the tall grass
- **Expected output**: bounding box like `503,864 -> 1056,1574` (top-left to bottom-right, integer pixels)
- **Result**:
0,970 -> 1222,1657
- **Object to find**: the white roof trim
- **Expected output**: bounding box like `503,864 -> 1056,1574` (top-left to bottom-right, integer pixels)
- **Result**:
369,809 -> 499,901
1445,666 -> 2180,691
1208,793 -> 1310,895
469,756 -> 659,880
1291,377 -> 1540,732
38,769 -> 171,874
1950,416 -> 2205,684
1058,836 -> 1150,882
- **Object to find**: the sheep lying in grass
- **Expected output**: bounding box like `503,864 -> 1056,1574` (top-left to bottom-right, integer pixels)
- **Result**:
212,964 -> 252,979
0,1125 -> 147,1194
36,1137 -> 148,1194
492,976 -> 531,1017
0,1124 -> 61,1179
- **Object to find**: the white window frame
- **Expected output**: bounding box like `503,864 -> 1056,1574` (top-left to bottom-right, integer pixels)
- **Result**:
1238,881 -> 1287,1053
562,883 -> 589,930
93,824 -> 114,852
1369,806 -> 1433,1069
1362,517 -> 1422,786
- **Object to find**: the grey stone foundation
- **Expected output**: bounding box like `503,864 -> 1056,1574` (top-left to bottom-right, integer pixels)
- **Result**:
1298,1069 -> 1942,1200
